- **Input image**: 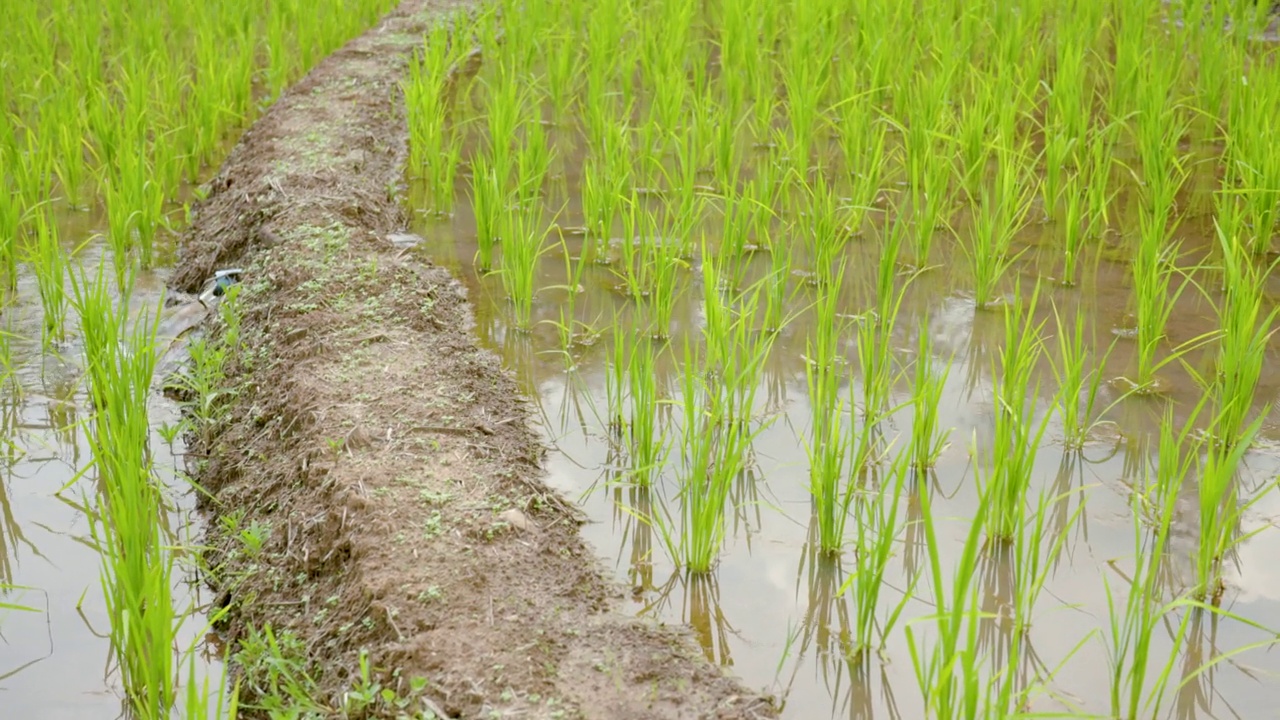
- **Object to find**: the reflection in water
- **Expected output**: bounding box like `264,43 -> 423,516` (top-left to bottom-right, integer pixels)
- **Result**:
611,481 -> 655,594
776,545 -> 904,720
644,570 -> 737,667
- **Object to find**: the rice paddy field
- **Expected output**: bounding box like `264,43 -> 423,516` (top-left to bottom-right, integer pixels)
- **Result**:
0,0 -> 397,716
404,0 -> 1280,717
8,0 -> 1280,717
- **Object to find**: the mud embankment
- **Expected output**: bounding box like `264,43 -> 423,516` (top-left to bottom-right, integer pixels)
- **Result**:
171,1 -> 776,717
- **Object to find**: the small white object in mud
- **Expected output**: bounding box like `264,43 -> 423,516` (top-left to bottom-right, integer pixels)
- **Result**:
498,508 -> 532,532
198,268 -> 245,306
387,232 -> 424,249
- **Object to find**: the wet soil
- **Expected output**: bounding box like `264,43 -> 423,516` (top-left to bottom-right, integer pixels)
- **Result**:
172,1 -> 776,717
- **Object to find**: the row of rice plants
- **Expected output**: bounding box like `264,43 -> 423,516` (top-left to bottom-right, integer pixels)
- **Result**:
3,0 -> 407,714
74,268 -> 236,719
2,0 -> 398,308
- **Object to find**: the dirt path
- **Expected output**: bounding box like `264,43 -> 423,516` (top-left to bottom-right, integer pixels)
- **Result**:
171,1 -> 776,718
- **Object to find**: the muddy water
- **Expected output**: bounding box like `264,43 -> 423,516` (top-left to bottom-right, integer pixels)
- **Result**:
0,224 -> 219,717
409,152 -> 1280,716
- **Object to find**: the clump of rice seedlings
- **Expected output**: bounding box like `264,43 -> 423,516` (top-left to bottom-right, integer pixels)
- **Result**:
1038,131 -> 1074,222
483,64 -> 527,191
1047,21 -> 1090,161
1127,209 -> 1193,392
625,339 -> 666,486
713,283 -> 776,433
982,284 -> 1054,543
1050,303 -> 1121,449
497,209 -> 550,332
779,0 -> 834,178
760,235 -> 796,336
1223,65 -> 1280,255
804,261 -> 852,553
835,92 -> 889,242
660,341 -> 752,573
856,216 -> 911,426
1009,484 -> 1082,639
656,252 -> 776,572
842,451 -> 913,656
471,158 -> 504,272
1205,225 -> 1278,448
53,114 -> 89,210
0,170 -> 20,289
1083,126 -> 1117,240
405,20 -> 466,214
604,327 -> 628,437
801,173 -> 850,284
636,0 -> 694,137
953,72 -> 996,201
541,27 -> 580,121
615,198 -> 648,300
580,123 -> 631,254
516,114 -> 555,210
905,471 -> 991,719
1193,413 -> 1267,604
667,126 -> 707,261
28,208 -> 68,348
639,208 -> 687,339
72,266 -> 176,717
1105,406 -> 1195,719
547,239 -> 596,356
963,143 -> 1033,310
1059,170 -> 1089,286
908,316 -> 952,471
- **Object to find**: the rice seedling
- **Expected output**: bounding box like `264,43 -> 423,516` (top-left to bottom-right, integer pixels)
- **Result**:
759,238 -> 797,336
405,21 -> 468,214
580,122 -> 631,252
1083,126 -> 1118,239
625,339 -> 666,486
1038,131 -> 1074,222
471,158 -> 504,272
856,216 -> 911,426
963,143 -> 1033,310
1009,484 -> 1083,638
905,466 -> 992,719
1128,210 -> 1195,391
1058,170 -> 1090,286
805,261 -> 852,553
801,174 -> 851,285
1105,408 -> 1193,720
1050,303 -> 1122,449
28,208 -> 68,348
842,450 -> 913,655
0,171 -> 20,290
483,66 -> 529,191
604,326 -> 628,437
982,284 -> 1054,543
1194,413 -> 1268,604
908,316 -> 952,471
657,340 -> 752,573
1204,224 -> 1279,448
516,114 -> 555,210
639,208 -> 688,339
497,208 -> 551,332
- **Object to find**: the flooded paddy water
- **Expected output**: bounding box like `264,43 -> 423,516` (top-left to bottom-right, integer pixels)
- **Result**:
402,1 -> 1280,716
409,173 -> 1280,719
0,239 -> 220,718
